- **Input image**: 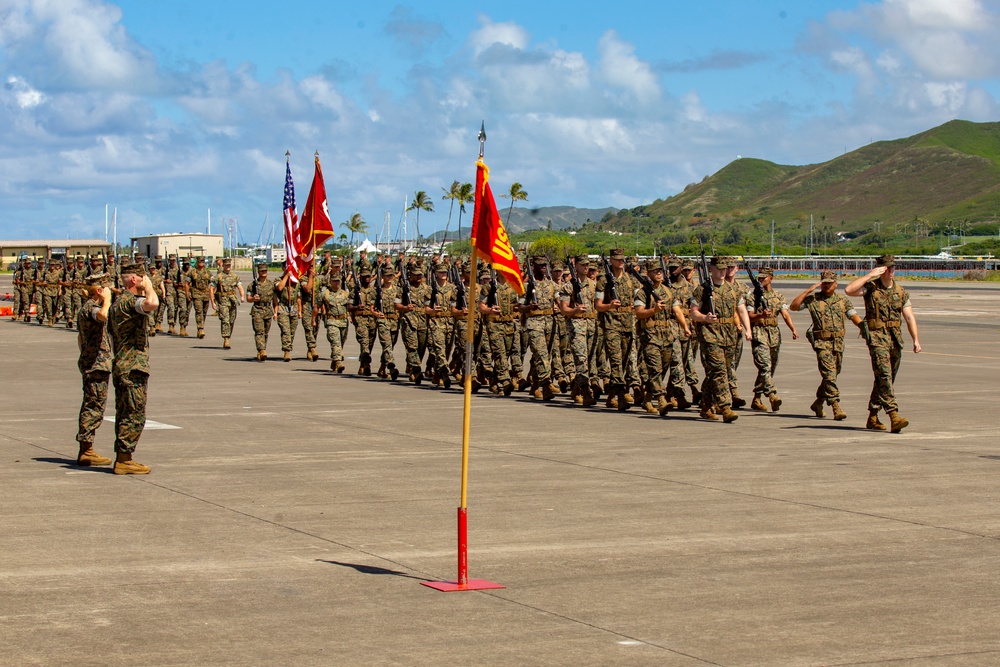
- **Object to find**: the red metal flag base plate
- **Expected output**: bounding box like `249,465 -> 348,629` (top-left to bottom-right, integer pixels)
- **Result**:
421,579 -> 505,592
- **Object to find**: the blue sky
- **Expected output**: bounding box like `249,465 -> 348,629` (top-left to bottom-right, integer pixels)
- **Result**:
1,0 -> 998,244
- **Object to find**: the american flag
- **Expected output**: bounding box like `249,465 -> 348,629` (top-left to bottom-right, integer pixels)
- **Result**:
282,157 -> 304,281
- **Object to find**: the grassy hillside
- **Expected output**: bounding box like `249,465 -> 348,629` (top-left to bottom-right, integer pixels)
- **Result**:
587,119 -> 1000,255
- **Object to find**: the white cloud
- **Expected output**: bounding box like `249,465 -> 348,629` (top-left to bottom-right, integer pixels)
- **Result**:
596,31 -> 660,106
468,15 -> 529,57
5,75 -> 43,107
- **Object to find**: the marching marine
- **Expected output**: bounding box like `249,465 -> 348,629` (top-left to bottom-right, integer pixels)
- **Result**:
746,267 -> 798,412
209,257 -> 245,349
248,263 -> 278,361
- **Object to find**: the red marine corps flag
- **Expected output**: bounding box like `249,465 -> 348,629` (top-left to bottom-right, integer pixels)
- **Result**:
283,151 -> 335,282
470,134 -> 524,296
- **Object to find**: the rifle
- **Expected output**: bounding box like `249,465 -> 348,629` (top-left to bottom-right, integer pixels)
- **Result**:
428,263 -> 440,309
746,264 -> 765,313
522,255 -> 537,306
451,263 -> 467,312
485,266 -> 499,308
374,264 -> 384,314
697,240 -> 715,315
351,262 -> 362,309
626,263 -> 654,301
566,256 -> 583,307
400,264 -> 412,307
659,254 -> 670,287
601,253 -> 619,304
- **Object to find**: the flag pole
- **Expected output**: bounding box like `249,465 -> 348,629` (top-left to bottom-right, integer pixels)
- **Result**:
423,122 -> 503,592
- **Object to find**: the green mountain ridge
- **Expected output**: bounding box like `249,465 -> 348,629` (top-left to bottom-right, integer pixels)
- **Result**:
593,120 -> 1000,246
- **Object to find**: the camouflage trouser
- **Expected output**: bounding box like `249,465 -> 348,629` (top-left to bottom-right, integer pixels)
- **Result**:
518,323 -> 530,374
567,317 -> 596,391
669,326 -> 700,394
427,316 -> 454,378
525,315 -> 553,383
218,296 -> 239,338
867,343 -> 902,413
485,322 -> 517,383
192,295 -> 210,330
636,327 -> 648,388
41,293 -> 58,324
12,286 -> 23,317
19,287 -> 32,318
63,290 -> 80,327
77,371 -> 110,445
602,323 -> 637,390
324,316 -> 349,361
639,328 -> 673,399
729,335 -> 744,397
277,308 -> 299,352
165,288 -> 177,325
177,292 -> 191,328
376,317 -> 398,367
153,296 -> 165,330
595,324 -> 610,382
401,315 -> 427,370
251,306 -> 273,352
699,341 -> 734,409
751,337 -> 780,397
510,320 -> 524,378
113,369 -> 148,455
812,340 -> 843,404
554,317 -> 573,382
451,317 -> 468,374
300,304 -> 317,351
355,315 -> 378,366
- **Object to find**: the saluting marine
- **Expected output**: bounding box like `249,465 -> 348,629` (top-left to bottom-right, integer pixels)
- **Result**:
845,255 -> 921,433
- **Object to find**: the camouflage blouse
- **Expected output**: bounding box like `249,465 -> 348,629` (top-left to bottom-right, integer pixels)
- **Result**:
863,280 -> 910,349
318,286 -> 350,319
110,290 -> 150,376
77,298 -> 112,375
212,272 -> 242,297
249,277 -> 277,312
692,281 -> 744,346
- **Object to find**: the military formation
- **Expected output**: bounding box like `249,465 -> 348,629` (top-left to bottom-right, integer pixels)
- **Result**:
8,249 -> 922,472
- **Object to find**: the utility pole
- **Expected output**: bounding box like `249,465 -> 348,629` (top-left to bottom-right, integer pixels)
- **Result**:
809,214 -> 814,254
770,219 -> 775,257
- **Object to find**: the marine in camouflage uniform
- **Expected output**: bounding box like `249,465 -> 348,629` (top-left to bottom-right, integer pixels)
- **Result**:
351,266 -> 380,375
75,274 -> 114,467
40,260 -> 63,326
298,265 -> 320,361
275,268 -> 299,361
12,259 -> 30,321
177,258 -> 194,336
315,267 -> 349,372
689,256 -> 752,423
163,255 -> 180,334
725,260 -> 751,408
518,256 -> 559,401
248,264 -> 277,361
790,271 -> 863,422
62,256 -> 87,329
548,260 -> 572,391
375,264 -> 400,379
557,256 -> 598,405
666,258 -> 699,408
185,256 -> 212,338
746,267 -> 799,412
109,262 -> 159,474
210,257 -> 245,349
425,261 -> 458,387
634,260 -> 691,415
149,257 -> 167,334
448,262 -> 473,384
479,268 -> 520,395
396,262 -> 431,384
595,249 -> 640,410
845,255 -> 922,433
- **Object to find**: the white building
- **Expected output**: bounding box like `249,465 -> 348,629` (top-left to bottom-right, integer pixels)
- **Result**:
0,239 -> 111,269
130,233 -> 224,260
266,247 -> 287,264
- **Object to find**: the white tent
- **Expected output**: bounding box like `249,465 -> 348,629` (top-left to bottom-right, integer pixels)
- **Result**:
355,238 -> 379,253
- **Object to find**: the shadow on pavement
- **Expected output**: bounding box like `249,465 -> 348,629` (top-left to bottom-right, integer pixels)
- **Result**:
32,456 -> 115,472
316,560 -> 429,581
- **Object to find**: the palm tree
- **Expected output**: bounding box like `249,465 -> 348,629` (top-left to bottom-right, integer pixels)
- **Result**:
340,212 -> 368,248
500,182 -> 528,226
440,180 -> 461,247
407,190 -> 434,246
455,182 -> 474,240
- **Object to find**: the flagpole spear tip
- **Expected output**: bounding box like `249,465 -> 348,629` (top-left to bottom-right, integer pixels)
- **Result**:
285,150 -> 290,160
478,121 -> 486,159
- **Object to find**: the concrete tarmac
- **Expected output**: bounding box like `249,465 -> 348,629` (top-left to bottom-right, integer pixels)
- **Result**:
1,276 -> 999,666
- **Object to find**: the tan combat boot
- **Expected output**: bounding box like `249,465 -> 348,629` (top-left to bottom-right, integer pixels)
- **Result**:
283,351 -> 291,362
657,394 -> 670,414
197,328 -> 205,339
179,326 -> 188,337
751,394 -> 768,412
769,392 -> 782,412
831,402 -> 847,421
810,399 -> 826,418
642,400 -> 657,414
168,324 -> 176,335
223,337 -> 231,349
76,445 -> 111,467
257,350 -> 265,362
113,453 -> 150,475
731,393 -> 746,409
606,392 -> 619,410
888,411 -> 909,433
674,393 -> 691,410
866,410 -> 886,431
721,406 -> 739,423
581,386 -> 596,407
700,405 -> 719,421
